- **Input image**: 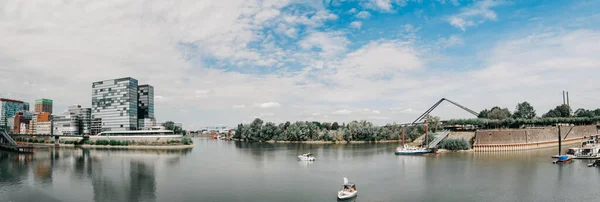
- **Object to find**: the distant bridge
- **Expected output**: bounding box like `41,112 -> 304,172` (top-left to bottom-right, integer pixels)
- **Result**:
412,98 -> 478,125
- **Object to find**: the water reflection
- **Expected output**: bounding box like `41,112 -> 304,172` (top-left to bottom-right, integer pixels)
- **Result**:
0,147 -> 191,202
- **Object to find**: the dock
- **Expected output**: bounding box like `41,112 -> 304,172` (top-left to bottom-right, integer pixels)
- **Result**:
0,129 -> 35,153
0,144 -> 35,153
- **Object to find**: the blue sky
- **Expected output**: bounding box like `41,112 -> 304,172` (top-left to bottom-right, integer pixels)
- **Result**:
1,0 -> 600,129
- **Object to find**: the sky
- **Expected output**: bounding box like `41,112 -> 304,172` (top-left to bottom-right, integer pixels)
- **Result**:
1,0 -> 600,129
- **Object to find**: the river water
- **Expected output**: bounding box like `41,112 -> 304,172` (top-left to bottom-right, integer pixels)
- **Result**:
1,138 -> 600,202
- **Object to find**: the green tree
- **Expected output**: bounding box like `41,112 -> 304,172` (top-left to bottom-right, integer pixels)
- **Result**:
162,121 -> 185,135
331,122 -> 339,130
593,109 -> 600,116
322,122 -> 332,130
261,122 -> 278,141
248,118 -> 264,141
234,123 -> 245,139
488,107 -> 511,120
543,104 -> 571,118
424,115 -> 441,132
513,102 -> 536,119
478,109 -> 490,118
574,108 -> 595,117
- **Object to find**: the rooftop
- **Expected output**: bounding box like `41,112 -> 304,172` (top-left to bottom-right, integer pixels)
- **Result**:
0,98 -> 24,103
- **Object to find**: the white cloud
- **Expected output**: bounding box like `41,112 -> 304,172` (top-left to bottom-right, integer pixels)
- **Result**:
336,40 -> 422,78
232,105 -> 246,109
356,11 -> 371,19
260,102 -> 281,108
332,109 -> 352,115
437,35 -> 464,48
447,0 -> 504,31
350,21 -> 362,29
253,9 -> 281,24
259,112 -> 275,117
362,0 -> 408,12
348,8 -> 358,14
2,0 -> 600,130
298,31 -> 350,58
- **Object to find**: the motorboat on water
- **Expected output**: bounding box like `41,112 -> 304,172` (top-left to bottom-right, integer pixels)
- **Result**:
337,177 -> 357,200
551,135 -> 600,159
553,155 -> 573,164
588,159 -> 600,167
395,144 -> 432,155
298,153 -> 316,161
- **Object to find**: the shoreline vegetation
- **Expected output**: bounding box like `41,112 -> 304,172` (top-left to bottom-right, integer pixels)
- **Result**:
14,137 -> 195,150
233,102 -> 600,151
234,118 -> 432,144
233,117 -> 471,150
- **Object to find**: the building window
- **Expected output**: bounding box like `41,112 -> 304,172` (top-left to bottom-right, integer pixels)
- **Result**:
120,125 -> 123,128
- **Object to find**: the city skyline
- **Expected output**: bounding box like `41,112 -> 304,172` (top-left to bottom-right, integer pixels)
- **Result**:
1,0 -> 599,129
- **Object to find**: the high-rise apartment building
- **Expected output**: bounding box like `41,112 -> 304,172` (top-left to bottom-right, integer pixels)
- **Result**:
35,99 -> 53,114
0,98 -> 25,129
137,84 -> 154,119
68,105 -> 91,135
92,77 -> 138,131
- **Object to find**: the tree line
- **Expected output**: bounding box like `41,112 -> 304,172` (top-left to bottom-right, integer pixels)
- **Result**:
233,116 -> 442,143
477,101 -> 600,120
452,101 -> 600,128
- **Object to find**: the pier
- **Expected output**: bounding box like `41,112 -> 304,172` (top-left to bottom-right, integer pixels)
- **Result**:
0,129 -> 35,153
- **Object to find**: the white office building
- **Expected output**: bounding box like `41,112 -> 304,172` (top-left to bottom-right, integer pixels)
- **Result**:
52,115 -> 81,136
92,77 -> 139,132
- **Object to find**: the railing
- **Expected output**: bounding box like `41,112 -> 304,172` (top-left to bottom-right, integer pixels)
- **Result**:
427,130 -> 450,149
0,130 -> 17,146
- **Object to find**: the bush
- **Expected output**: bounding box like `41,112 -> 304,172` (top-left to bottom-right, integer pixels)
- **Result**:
182,137 -> 193,145
95,140 -> 110,145
421,134 -> 436,146
109,140 -> 121,146
50,140 -> 55,144
439,138 -> 470,150
83,140 -> 92,145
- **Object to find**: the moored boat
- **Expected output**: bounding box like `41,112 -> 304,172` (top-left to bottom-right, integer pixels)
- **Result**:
588,159 -> 600,167
337,177 -> 357,200
553,155 -> 573,164
298,153 -> 316,161
395,144 -> 432,155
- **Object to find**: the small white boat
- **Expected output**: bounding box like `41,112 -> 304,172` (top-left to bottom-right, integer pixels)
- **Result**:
297,153 -> 316,161
588,159 -> 600,167
395,144 -> 432,155
337,177 -> 357,200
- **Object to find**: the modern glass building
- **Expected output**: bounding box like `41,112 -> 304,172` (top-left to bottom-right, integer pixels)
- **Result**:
0,98 -> 25,129
137,84 -> 154,119
52,114 -> 82,136
68,105 -> 91,135
35,98 -> 53,114
92,77 -> 139,131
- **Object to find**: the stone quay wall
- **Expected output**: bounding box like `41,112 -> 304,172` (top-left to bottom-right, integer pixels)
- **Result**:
473,125 -> 598,152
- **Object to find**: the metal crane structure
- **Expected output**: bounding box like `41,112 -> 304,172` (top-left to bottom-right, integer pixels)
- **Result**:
411,98 -> 479,125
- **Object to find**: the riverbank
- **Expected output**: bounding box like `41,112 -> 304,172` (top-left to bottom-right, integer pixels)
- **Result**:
234,139 -> 404,144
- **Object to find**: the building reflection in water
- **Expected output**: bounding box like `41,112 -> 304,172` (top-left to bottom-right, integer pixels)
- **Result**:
0,147 -> 191,202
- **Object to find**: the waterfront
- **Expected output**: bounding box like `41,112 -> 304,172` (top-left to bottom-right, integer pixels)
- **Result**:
2,138 -> 600,202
